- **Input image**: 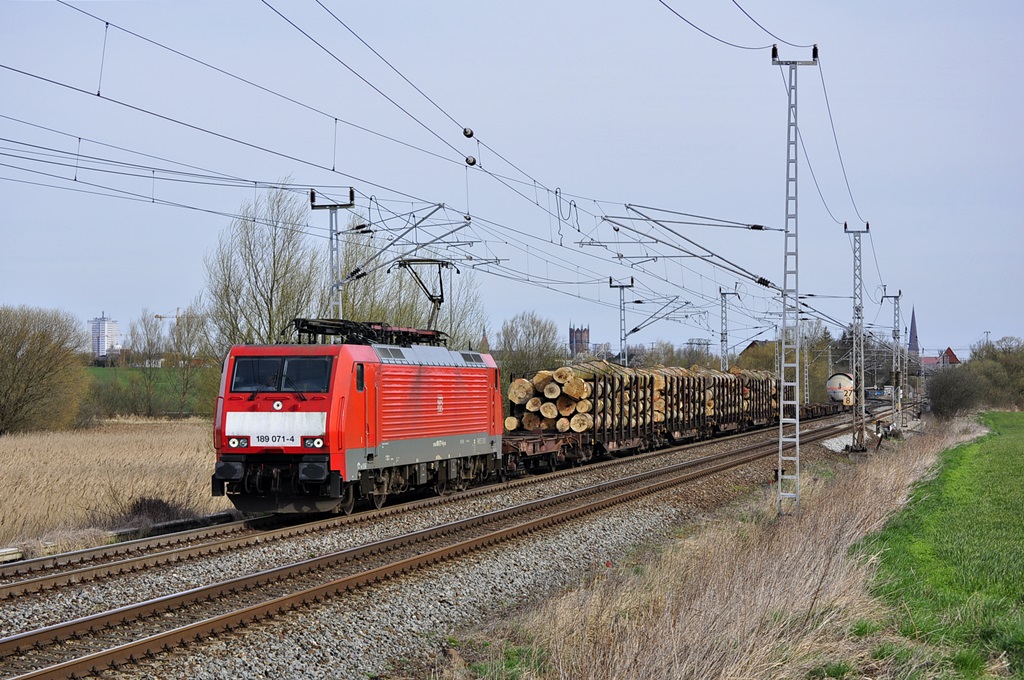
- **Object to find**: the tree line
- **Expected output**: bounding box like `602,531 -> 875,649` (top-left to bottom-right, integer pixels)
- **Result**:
927,337 -> 1024,419
6,185 -> 1018,433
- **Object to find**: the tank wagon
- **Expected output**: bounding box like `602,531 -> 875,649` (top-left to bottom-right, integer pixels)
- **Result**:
212,319 -> 503,514
826,372 -> 855,403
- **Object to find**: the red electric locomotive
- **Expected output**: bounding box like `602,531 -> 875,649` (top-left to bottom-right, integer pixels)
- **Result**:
212,319 -> 504,514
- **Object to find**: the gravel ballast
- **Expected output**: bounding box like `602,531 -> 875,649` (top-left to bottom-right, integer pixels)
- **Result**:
96,441 -> 844,679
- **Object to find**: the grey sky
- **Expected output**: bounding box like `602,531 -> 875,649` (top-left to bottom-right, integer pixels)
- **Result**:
2,1 -> 1021,359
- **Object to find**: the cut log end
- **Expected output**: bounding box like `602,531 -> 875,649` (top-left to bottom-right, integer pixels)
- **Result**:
508,378 -> 535,405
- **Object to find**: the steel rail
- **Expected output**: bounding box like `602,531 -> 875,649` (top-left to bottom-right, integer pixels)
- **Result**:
0,416 -> 849,599
1,421 -> 852,679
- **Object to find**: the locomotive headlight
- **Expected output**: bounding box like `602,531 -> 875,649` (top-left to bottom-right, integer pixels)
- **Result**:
313,437 -> 324,448
228,437 -> 248,448
228,437 -> 239,448
303,437 -> 325,449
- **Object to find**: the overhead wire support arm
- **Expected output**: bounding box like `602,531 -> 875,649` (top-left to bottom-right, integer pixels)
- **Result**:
343,203 -> 445,282
623,206 -> 777,289
626,296 -> 687,337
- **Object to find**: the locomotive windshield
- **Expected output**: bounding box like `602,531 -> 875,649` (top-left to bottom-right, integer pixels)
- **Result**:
230,356 -> 333,394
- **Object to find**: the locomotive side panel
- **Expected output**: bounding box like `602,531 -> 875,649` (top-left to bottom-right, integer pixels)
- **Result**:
344,361 -> 499,481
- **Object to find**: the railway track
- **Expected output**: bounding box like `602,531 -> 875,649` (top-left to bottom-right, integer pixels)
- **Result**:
0,416 -> 851,602
0,419 -> 855,679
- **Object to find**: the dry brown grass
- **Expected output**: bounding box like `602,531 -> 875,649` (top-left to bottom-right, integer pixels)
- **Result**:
0,418 -> 233,553
446,417 -> 988,680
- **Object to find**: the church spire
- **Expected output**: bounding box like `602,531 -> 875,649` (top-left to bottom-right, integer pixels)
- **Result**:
908,307 -> 919,355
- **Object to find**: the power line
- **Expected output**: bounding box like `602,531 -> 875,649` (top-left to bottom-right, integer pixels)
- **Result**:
47,0 -> 659,253
55,1 -> 460,170
657,0 -> 773,50
260,0 -> 465,161
730,0 -> 813,49
0,62 -> 432,204
818,57 -> 866,223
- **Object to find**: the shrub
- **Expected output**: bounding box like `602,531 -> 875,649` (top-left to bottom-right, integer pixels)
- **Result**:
927,367 -> 982,420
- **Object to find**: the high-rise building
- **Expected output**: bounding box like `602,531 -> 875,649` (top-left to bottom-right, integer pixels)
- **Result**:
88,312 -> 120,358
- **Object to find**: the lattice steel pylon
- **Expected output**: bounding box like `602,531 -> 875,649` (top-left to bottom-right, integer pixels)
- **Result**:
720,287 -> 739,371
310,188 -> 355,320
610,277 -> 634,366
882,289 -> 902,429
773,44 -> 817,514
846,222 -> 870,451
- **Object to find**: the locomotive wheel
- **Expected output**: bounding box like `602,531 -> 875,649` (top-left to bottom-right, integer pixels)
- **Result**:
434,479 -> 448,496
339,484 -> 356,515
372,492 -> 387,510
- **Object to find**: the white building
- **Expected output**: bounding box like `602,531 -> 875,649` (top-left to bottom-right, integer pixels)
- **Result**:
88,312 -> 120,358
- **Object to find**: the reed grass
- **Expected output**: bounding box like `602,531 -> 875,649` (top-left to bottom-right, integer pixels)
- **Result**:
0,418 -> 232,553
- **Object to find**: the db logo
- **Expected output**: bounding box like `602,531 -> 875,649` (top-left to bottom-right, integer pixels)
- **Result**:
437,395 -> 444,413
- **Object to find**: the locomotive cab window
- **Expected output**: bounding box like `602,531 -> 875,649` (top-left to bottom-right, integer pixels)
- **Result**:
230,356 -> 333,393
355,363 -> 364,392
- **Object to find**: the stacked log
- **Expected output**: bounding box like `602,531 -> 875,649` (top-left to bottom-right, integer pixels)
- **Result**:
505,360 -> 650,434
648,365 -> 703,427
505,361 -> 780,435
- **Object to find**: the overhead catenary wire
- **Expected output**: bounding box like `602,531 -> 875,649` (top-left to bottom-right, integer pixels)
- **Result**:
730,0 -> 813,49
0,62 -> 433,205
4,5 -> 878,347
818,57 -> 867,224
57,0 -> 615,239
657,0 -> 773,50
55,1 -> 460,170
260,0 -> 466,161
52,0 -> 769,259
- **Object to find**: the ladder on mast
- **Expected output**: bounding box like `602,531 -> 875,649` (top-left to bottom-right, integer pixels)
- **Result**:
773,45 -> 818,514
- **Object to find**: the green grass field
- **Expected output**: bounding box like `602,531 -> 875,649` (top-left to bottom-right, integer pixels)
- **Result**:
864,412 -> 1024,677
85,366 -> 219,417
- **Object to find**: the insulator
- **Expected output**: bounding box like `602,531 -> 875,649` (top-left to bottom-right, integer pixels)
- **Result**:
463,127 -> 474,138
465,156 -> 476,166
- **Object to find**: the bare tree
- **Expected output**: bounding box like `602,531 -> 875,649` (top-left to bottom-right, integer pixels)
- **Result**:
204,184 -> 329,351
165,297 -> 209,416
0,306 -> 88,434
437,267 -> 488,350
495,310 -> 565,381
127,308 -> 166,417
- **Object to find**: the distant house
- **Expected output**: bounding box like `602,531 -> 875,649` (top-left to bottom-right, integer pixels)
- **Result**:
919,347 -> 960,375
